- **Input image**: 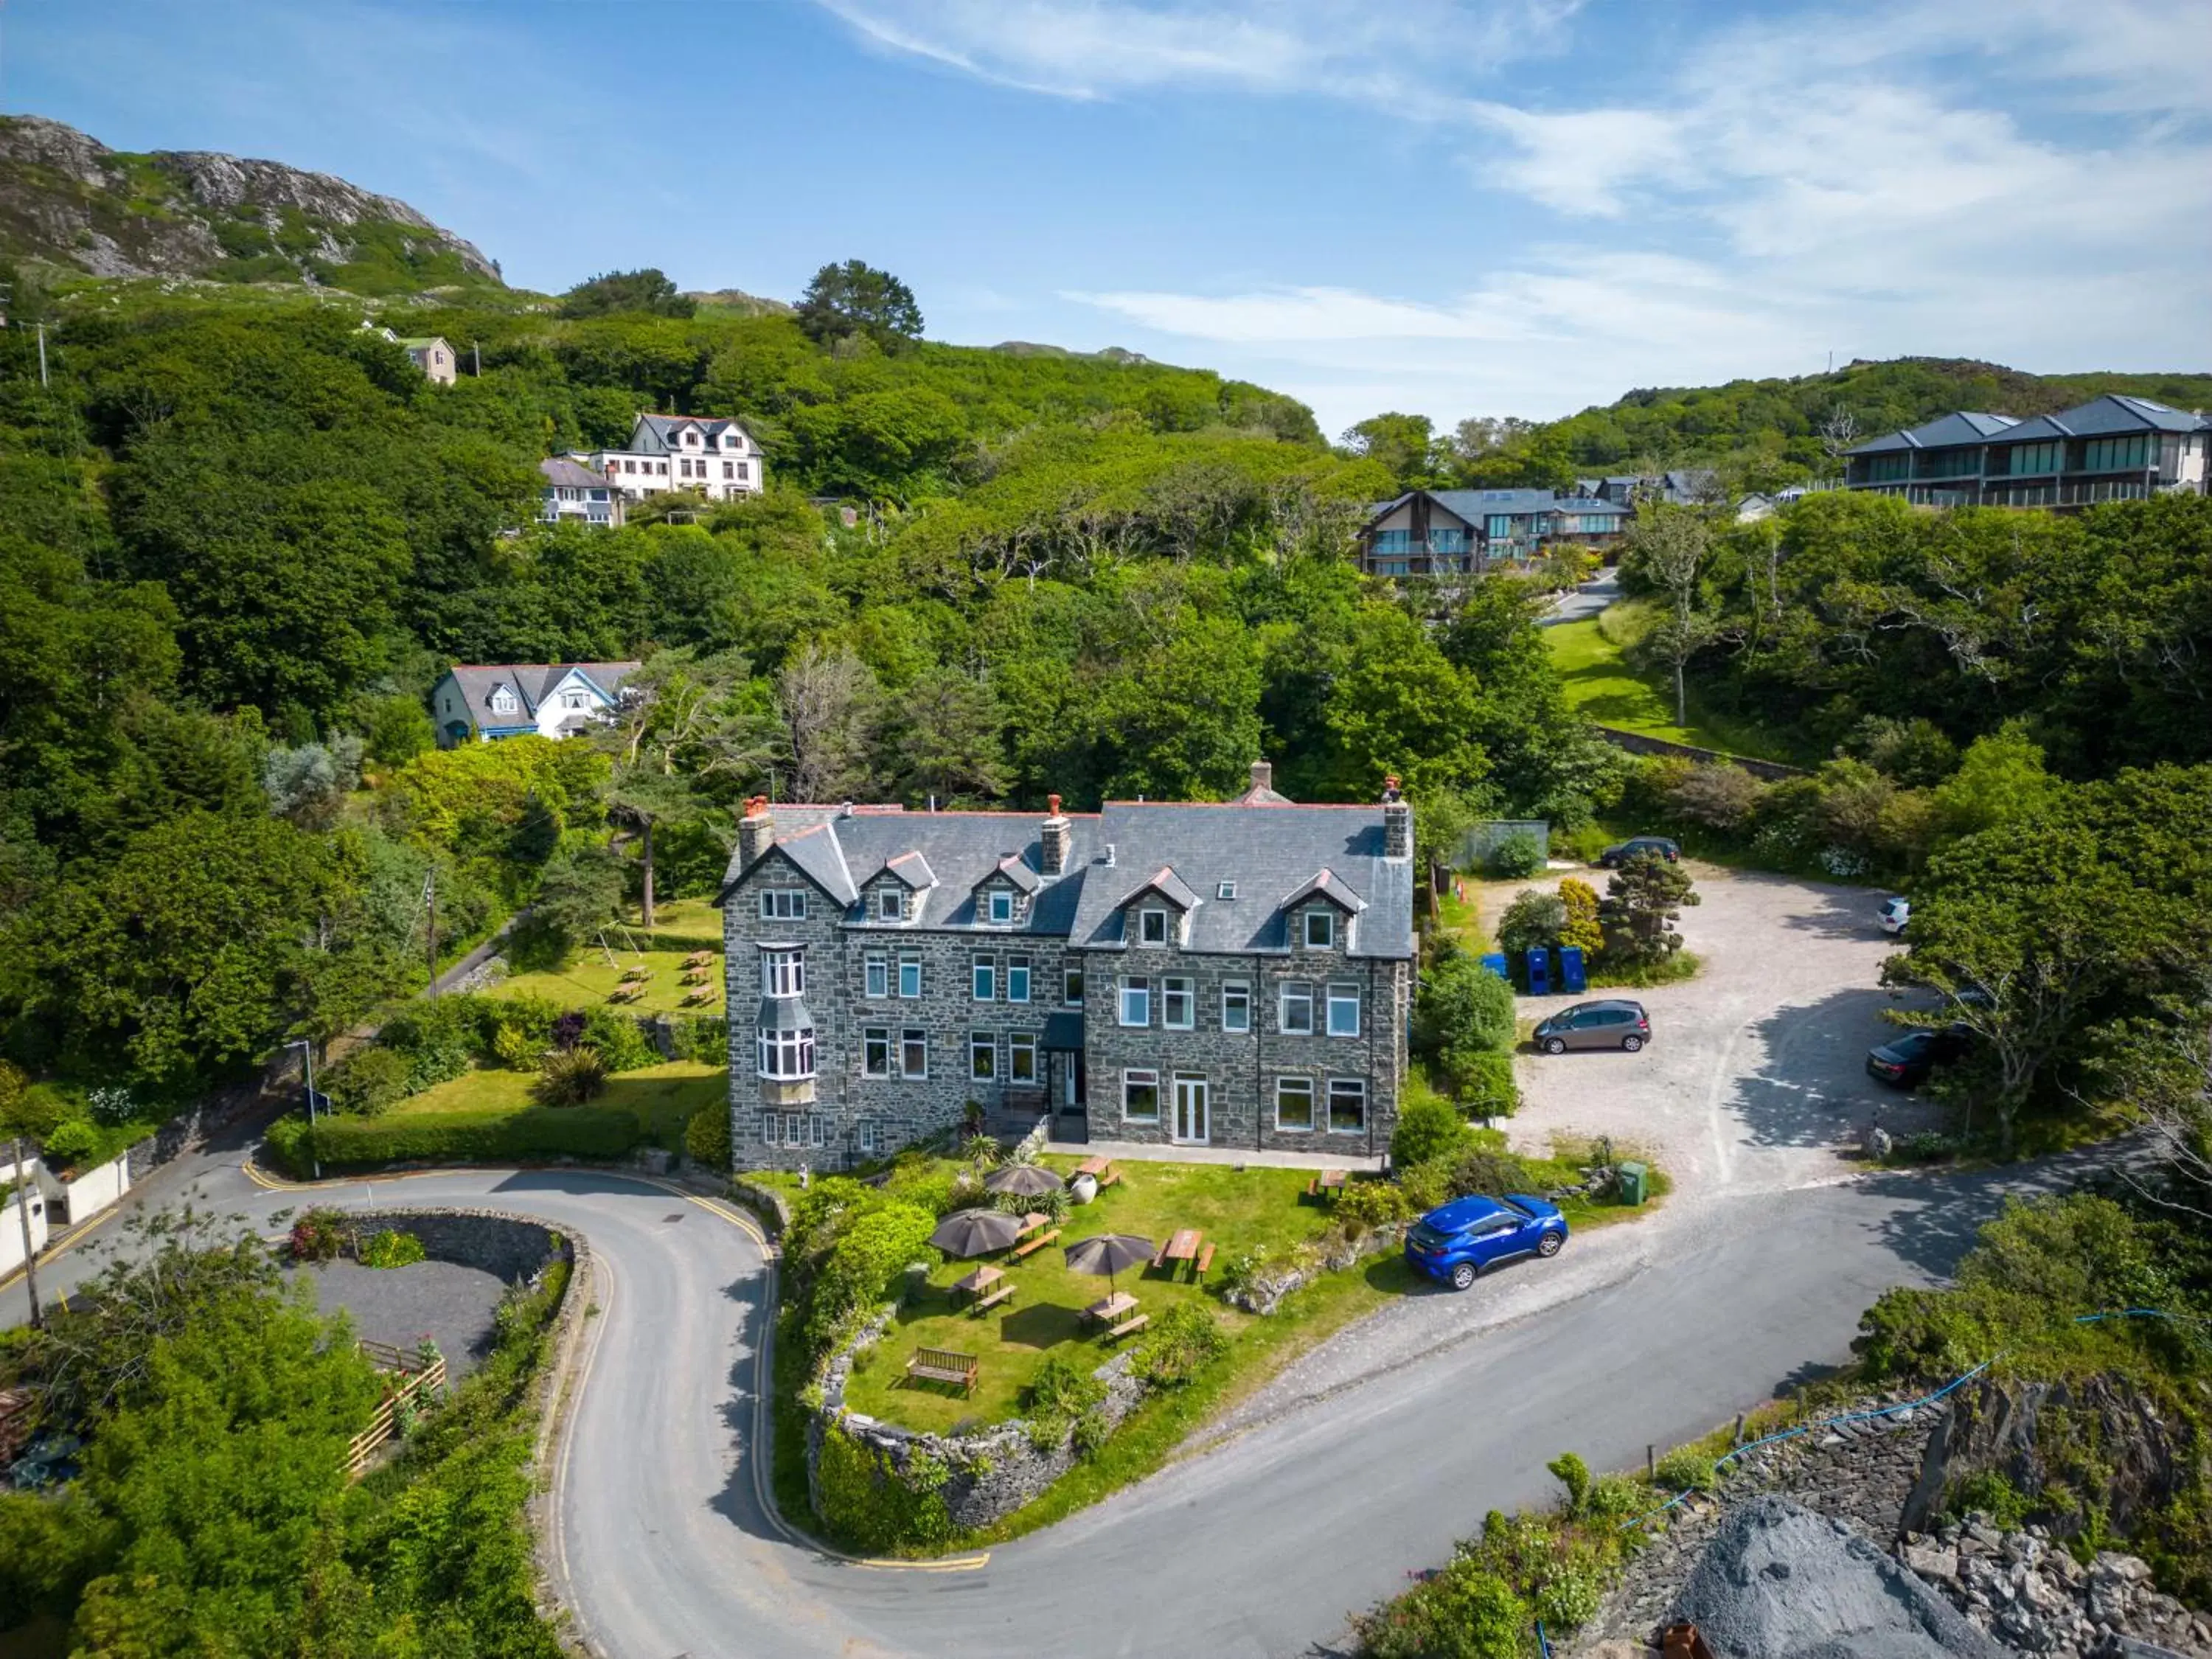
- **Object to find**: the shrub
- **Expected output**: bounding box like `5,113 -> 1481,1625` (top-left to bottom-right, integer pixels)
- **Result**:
532,1045 -> 609,1107
377,998 -> 483,1093
1599,854 -> 1700,964
85,1085 -> 141,1128
1652,1447 -> 1716,1493
1399,1158 -> 1453,1214
684,1104 -> 731,1170
491,1024 -> 540,1072
290,1208 -> 349,1262
813,1424 -> 953,1553
262,1113 -> 312,1178
325,1046 -> 411,1116
551,1011 -> 588,1051
307,1106 -> 641,1170
1391,1095 -> 1475,1169
958,1134 -> 1001,1166
805,1201 -> 939,1354
1557,877 -> 1602,957
1414,950 -> 1517,1058
1443,1049 -> 1519,1121
1667,762 -> 1765,830
1356,1557 -> 1526,1659
1133,1302 -> 1230,1388
1486,832 -> 1543,880
38,1119 -> 99,1169
1023,1351 -> 1110,1447
672,1015 -> 727,1065
1495,888 -> 1568,956
580,1007 -> 655,1072
1336,1178 -> 1415,1237
1448,1145 -> 1535,1201
1547,1450 -> 1591,1514
360,1228 -> 426,1270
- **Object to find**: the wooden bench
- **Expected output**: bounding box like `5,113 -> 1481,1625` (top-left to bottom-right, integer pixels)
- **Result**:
683,951 -> 714,968
1194,1242 -> 1216,1282
1009,1227 -> 1060,1262
905,1347 -> 980,1395
1102,1313 -> 1150,1344
1098,1167 -> 1123,1190
970,1284 -> 1015,1317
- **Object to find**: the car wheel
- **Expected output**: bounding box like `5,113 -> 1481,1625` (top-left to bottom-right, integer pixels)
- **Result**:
1537,1231 -> 1563,1258
1542,1037 -> 1567,1056
1450,1261 -> 1478,1291
1621,1034 -> 1644,1053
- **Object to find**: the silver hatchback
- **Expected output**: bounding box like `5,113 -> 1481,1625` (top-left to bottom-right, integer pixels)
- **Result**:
1531,999 -> 1652,1054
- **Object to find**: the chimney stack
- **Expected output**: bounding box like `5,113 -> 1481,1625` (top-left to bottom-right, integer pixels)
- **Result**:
1040,793 -> 1071,877
1249,759 -> 1273,794
737,796 -> 774,869
1381,775 -> 1411,860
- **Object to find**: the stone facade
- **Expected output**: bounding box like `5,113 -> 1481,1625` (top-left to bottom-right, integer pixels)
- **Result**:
718,775 -> 1417,1173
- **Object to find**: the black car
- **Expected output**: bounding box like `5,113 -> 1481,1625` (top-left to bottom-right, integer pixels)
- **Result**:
1865,1024 -> 1971,1089
1598,835 -> 1680,869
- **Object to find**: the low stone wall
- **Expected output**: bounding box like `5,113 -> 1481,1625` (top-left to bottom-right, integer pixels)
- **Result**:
1223,1221 -> 1405,1316
324,1207 -> 569,1284
730,1178 -> 791,1237
1593,725 -> 1807,782
804,1307 -> 1148,1534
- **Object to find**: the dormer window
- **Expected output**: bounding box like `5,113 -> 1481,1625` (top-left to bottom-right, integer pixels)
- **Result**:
1303,911 -> 1335,950
1139,909 -> 1169,946
489,686 -> 516,714
877,889 -> 904,922
759,948 -> 804,998
987,890 -> 1015,925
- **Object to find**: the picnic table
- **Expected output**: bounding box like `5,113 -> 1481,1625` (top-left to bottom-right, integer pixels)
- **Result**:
1074,1155 -> 1124,1189
1157,1228 -> 1204,1281
1015,1212 -> 1050,1238
1082,1290 -> 1137,1328
1308,1168 -> 1349,1199
951,1265 -> 1004,1305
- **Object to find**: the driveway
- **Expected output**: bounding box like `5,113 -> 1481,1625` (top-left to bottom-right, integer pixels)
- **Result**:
1506,863 -> 1945,1201
1543,571 -> 1619,625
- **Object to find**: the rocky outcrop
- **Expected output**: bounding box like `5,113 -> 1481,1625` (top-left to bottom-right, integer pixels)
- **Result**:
0,114 -> 498,290
1904,1514 -> 2211,1657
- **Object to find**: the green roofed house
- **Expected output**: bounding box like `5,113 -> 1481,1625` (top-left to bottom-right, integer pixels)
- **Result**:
398,335 -> 456,385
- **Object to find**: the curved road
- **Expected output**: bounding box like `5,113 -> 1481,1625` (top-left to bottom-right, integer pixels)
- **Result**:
4,1138 -> 2090,1659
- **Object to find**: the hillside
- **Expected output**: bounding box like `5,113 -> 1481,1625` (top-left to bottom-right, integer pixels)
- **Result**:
1547,356 -> 2212,481
0,114 -> 500,294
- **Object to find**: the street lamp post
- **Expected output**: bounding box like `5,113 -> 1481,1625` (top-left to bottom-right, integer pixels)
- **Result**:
286,1040 -> 322,1181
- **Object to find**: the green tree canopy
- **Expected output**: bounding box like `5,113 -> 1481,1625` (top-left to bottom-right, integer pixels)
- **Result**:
796,260 -> 924,350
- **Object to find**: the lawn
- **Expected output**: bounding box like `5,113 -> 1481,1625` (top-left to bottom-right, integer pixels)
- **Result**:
498,943 -> 724,1018
1548,603 -> 1803,762
389,1058 -> 725,1149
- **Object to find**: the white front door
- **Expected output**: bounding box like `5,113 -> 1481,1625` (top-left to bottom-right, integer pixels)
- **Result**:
1172,1075 -> 1209,1145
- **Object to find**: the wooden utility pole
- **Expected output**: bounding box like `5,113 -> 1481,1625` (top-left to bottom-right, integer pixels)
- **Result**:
423,869 -> 438,994
9,1136 -> 41,1329
35,322 -> 46,389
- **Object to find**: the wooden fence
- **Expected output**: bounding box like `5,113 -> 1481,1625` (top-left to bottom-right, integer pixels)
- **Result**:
345,1340 -> 449,1478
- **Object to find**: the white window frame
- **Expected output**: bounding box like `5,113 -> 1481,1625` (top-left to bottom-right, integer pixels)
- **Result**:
759,1113 -> 776,1146
900,1029 -> 928,1079
1275,1076 -> 1316,1133
862,1028 -> 891,1078
1138,908 -> 1169,946
1122,1068 -> 1161,1124
759,889 -> 808,921
1007,957 -> 1032,1004
1119,976 -> 1151,1028
1064,964 -> 1085,1006
1009,1032 -> 1037,1083
864,953 -> 888,999
1280,981 -> 1315,1035
898,956 -> 922,998
973,954 -> 995,1001
987,889 -> 1015,925
858,1121 -> 879,1155
1221,981 -> 1251,1033
1326,982 -> 1361,1038
759,948 -> 804,999
1162,975 -> 1194,1030
1326,1078 -> 1367,1135
970,1032 -> 997,1082
757,1026 -> 815,1079
877,888 -> 904,922
1217,881 -> 1237,900
1304,909 -> 1335,950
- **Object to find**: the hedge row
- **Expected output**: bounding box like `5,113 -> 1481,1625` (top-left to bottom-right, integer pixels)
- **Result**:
264,1106 -> 641,1175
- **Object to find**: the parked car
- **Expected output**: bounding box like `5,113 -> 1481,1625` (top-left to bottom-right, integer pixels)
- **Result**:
1532,998 -> 1651,1054
1879,896 -> 1910,935
1405,1194 -> 1568,1290
1865,1023 -> 1971,1088
1598,835 -> 1680,869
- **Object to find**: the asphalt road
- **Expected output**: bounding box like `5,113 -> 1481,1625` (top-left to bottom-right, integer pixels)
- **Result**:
1543,571 -> 1619,625
1,1138 -> 2097,1659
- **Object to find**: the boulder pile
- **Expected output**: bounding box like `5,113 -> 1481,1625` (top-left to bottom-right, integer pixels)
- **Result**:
1899,1513 -> 2211,1658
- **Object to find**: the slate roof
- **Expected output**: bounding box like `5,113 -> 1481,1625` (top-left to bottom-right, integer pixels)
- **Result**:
538,457 -> 613,490
440,662 -> 640,731
717,796 -> 1414,959
1366,489 -> 1633,532
631,412 -> 757,451
1987,394 -> 2207,445
1849,411 -> 2020,456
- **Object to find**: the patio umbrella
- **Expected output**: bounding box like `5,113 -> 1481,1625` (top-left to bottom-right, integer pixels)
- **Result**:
930,1207 -> 1021,1259
983,1163 -> 1065,1198
1062,1233 -> 1155,1295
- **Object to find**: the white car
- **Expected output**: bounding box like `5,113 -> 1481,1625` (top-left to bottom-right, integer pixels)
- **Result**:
1879,897 -> 1910,936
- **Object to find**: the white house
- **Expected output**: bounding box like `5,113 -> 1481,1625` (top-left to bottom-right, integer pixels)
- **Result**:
538,457 -> 626,527
430,661 -> 641,747
577,412 -> 765,504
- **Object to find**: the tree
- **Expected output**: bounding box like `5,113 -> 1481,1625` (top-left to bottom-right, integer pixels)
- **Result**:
1666,762 -> 1764,830
796,260 -> 923,350
1338,413 -> 1438,490
509,843 -> 625,970
776,643 -> 880,803
1816,404 -> 1862,477
1557,877 -> 1602,957
558,268 -> 696,319
1930,722 -> 2056,844
1622,504 -> 1717,728
1598,853 -> 1700,964
1495,889 -> 1568,956
889,667 -> 1009,805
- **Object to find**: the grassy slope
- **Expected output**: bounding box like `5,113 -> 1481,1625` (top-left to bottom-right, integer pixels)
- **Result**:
497,898 -> 725,1017
389,1058 -> 723,1148
1549,602 -> 1806,762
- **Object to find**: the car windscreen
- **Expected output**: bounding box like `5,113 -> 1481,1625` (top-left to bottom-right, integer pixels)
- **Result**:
1498,1197 -> 1532,1220
1408,1221 -> 1455,1251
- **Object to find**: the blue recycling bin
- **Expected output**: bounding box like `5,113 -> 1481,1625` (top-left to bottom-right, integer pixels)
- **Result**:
1478,952 -> 1510,983
1558,945 -> 1587,994
1526,946 -> 1551,995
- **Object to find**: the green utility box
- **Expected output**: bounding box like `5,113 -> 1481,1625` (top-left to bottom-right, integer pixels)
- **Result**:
1615,1161 -> 1648,1206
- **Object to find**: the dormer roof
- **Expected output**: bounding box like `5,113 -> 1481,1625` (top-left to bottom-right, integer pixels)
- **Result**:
986,853 -> 1041,895
1124,866 -> 1201,912
881,850 -> 936,890
1281,869 -> 1368,914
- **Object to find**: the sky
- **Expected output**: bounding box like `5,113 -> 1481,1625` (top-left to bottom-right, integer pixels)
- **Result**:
7,0 -> 2210,437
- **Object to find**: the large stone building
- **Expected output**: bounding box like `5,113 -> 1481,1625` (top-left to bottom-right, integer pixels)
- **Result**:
716,766 -> 1415,1170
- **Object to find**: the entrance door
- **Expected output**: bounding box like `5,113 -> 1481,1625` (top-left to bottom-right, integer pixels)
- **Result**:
1172,1075 -> 1209,1145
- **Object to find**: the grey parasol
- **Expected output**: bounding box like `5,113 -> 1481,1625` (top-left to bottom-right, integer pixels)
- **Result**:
929,1206 -> 1022,1259
982,1163 -> 1065,1197
1061,1232 -> 1155,1293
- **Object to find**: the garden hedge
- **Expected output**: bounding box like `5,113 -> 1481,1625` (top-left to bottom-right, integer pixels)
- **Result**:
265,1106 -> 641,1174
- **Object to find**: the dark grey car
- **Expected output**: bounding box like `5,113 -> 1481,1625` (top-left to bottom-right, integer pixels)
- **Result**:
1531,999 -> 1652,1054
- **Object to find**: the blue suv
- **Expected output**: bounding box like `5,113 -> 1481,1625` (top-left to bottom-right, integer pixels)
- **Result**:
1405,1194 -> 1568,1290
